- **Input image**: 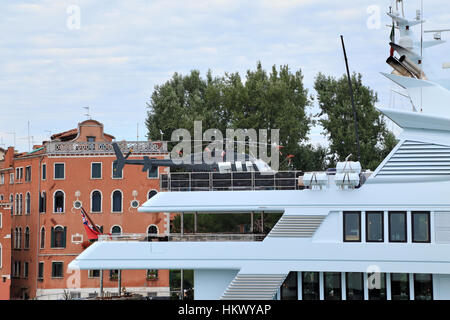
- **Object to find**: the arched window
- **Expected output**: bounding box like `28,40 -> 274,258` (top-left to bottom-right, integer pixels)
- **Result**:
112,190 -> 122,213
148,190 -> 158,200
10,194 -> 13,215
111,225 -> 122,235
18,227 -> 22,249
26,192 -> 31,215
91,190 -> 102,213
24,227 -> 30,249
51,226 -> 66,248
54,191 -> 65,213
19,194 -> 23,215
147,225 -> 158,234
15,194 -> 19,215
40,227 -> 45,249
13,228 -> 18,249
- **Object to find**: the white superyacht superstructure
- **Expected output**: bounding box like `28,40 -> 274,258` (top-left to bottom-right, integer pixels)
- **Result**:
69,2 -> 450,300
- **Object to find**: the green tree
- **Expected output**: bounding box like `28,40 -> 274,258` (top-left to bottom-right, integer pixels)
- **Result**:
146,62 -> 324,170
314,72 -> 397,170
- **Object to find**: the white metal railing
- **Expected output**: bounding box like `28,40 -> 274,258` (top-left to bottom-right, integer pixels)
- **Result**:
160,171 -> 306,192
45,141 -> 167,155
98,233 -> 266,242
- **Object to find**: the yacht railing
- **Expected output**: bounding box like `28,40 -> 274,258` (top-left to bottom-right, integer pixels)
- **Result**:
98,233 -> 266,242
160,171 -> 306,192
45,140 -> 168,155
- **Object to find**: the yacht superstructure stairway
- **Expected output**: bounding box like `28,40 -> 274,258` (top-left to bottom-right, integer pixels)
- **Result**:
221,273 -> 287,300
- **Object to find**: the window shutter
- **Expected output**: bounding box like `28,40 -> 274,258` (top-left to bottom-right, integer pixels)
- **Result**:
50,227 -> 54,248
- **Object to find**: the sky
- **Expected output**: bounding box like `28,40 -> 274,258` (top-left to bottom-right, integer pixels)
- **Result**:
0,0 -> 449,152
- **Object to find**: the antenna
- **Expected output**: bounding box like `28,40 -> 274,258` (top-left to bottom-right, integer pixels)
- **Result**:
83,106 -> 91,120
340,35 -> 361,163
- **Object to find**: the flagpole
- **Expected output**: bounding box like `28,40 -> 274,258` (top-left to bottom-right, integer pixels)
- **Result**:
81,207 -> 102,235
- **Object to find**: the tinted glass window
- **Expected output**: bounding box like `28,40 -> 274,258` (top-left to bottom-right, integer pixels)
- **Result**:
91,191 -> 101,212
54,164 -> 64,179
302,272 -> 319,300
367,211 -> 383,242
414,274 -> 433,300
324,272 -> 342,300
280,272 -> 298,300
346,272 -> 363,300
91,163 -> 102,179
368,272 -> 387,300
389,212 -> 406,242
344,212 -> 360,242
391,273 -> 410,300
412,212 -> 430,243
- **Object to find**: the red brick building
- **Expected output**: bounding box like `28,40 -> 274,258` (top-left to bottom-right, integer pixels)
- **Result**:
0,119 -> 170,299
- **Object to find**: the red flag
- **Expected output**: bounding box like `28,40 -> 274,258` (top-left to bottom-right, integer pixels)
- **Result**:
80,207 -> 102,240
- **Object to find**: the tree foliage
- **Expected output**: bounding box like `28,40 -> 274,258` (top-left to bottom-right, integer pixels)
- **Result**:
146,62 -> 325,171
314,72 -> 397,170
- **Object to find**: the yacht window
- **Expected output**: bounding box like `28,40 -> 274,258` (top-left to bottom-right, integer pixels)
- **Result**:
389,212 -> 407,242
345,272 -> 364,300
323,272 -> 342,300
343,211 -> 361,242
391,273 -> 410,300
366,211 -> 384,242
280,272 -> 298,300
412,212 -> 430,243
414,274 -> 433,300
302,272 -> 319,300
367,272 -> 387,300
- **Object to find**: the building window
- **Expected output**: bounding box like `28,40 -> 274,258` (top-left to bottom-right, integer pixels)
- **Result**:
51,226 -> 67,248
148,166 -> 158,179
39,191 -> 46,213
368,272 -> 387,300
10,194 -> 13,215
91,163 -> 102,179
301,272 -> 319,300
9,173 -> 14,184
40,227 -> 45,249
15,194 -> 19,215
346,272 -> 363,300
146,269 -> 158,280
112,190 -> 122,213
91,190 -> 102,213
147,225 -> 158,234
42,164 -> 46,180
391,273 -> 410,300
24,227 -> 30,249
54,163 -> 65,179
366,211 -> 384,242
324,272 -> 342,300
38,262 -> 44,280
414,274 -> 433,300
54,190 -> 65,213
111,225 -> 122,235
0,173 -> 4,184
109,269 -> 119,280
24,262 -> 29,278
148,190 -> 158,200
19,194 -> 23,215
25,166 -> 31,182
389,212 -> 407,242
343,211 -> 361,242
25,192 -> 31,215
16,167 -> 23,181
280,272 -> 298,300
112,162 -> 123,179
412,211 -> 430,243
88,270 -> 100,278
51,262 -> 64,278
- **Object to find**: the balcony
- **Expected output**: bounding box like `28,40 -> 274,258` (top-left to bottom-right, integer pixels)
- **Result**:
160,171 -> 305,192
45,141 -> 168,155
98,233 -> 266,242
